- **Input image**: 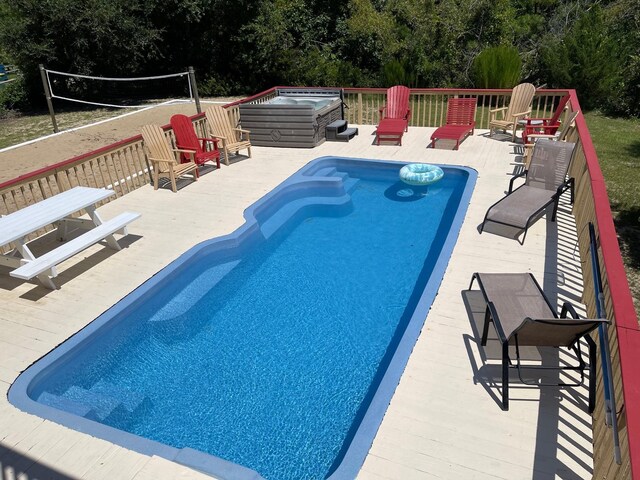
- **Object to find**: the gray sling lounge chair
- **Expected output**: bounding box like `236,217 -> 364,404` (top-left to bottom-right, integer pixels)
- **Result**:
480,139 -> 576,244
469,272 -> 607,412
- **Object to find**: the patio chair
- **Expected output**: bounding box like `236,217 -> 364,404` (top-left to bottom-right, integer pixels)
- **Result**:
379,85 -> 411,131
489,83 -> 536,142
170,114 -> 221,170
480,139 -> 575,244
205,105 -> 251,165
523,110 -> 580,168
469,272 -> 607,411
429,97 -> 477,150
521,95 -> 570,145
141,124 -> 199,193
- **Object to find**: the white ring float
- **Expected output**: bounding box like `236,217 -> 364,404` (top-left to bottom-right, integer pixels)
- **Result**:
399,163 -> 444,186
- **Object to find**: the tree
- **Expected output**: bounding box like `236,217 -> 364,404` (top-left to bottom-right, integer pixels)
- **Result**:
473,46 -> 522,88
0,0 -> 162,105
539,6 -> 623,110
0,0 -> 636,115
607,0 -> 640,115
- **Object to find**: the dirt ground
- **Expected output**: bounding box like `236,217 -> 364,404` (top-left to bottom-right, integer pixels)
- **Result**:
0,100 -> 239,184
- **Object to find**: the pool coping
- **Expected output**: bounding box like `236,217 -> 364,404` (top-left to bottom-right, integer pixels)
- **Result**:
8,156 -> 477,480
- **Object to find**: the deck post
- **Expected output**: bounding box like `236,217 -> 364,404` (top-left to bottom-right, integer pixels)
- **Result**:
39,64 -> 58,133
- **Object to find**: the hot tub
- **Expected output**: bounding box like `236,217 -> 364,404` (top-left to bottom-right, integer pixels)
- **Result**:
239,88 -> 343,148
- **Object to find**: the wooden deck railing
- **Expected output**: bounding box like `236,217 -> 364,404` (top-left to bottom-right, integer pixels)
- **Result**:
0,86 -> 637,479
0,136 -> 151,250
341,88 -> 569,129
566,91 -> 640,480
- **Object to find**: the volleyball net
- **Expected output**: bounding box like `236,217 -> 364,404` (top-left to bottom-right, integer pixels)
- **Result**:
43,67 -> 196,109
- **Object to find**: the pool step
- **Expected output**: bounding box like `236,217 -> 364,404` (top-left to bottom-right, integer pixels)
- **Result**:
38,382 -> 150,426
37,391 -> 100,421
259,195 -> 352,239
148,260 -> 240,326
332,171 -> 359,193
342,177 -> 360,193
64,386 -> 128,421
89,381 -> 152,427
90,380 -> 148,413
313,168 -> 352,186
315,167 -> 337,177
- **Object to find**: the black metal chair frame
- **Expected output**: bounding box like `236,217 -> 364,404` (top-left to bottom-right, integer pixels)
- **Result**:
469,272 -> 599,412
479,168 -> 575,245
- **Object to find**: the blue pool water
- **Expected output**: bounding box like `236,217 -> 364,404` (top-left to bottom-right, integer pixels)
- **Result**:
10,157 -> 476,480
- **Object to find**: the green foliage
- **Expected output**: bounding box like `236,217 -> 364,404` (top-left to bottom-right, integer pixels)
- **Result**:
0,75 -> 28,118
382,59 -> 418,87
539,7 -> 622,111
621,55 -> 640,116
0,0 -> 636,116
0,0 -> 163,105
607,0 -> 640,116
198,75 -> 243,97
472,46 -> 522,88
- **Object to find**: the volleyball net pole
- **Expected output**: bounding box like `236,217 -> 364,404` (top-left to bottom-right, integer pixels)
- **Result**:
38,65 -> 202,133
188,66 -> 201,114
39,64 -> 59,133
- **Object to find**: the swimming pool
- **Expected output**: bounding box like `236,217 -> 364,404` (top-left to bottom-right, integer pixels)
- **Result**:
10,157 -> 476,479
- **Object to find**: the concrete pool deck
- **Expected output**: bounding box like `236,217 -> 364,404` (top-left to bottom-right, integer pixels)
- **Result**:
0,126 -> 592,479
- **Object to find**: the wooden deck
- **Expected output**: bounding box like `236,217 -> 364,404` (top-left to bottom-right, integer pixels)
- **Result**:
0,126 -> 592,480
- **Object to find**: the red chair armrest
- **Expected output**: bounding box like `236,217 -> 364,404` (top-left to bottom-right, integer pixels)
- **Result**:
526,117 -> 553,124
524,124 -> 560,135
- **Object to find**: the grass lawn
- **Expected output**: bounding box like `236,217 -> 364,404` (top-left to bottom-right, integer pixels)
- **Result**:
584,111 -> 640,318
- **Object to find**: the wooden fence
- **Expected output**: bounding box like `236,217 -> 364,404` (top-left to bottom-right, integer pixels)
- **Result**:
0,86 -> 638,479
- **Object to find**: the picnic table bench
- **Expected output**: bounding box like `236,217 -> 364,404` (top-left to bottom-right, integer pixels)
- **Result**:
0,187 -> 140,289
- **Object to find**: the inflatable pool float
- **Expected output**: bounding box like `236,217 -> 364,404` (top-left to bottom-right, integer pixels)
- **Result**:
399,163 -> 444,186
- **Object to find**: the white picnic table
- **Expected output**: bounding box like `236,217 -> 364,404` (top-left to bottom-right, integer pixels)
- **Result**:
0,186 -> 140,289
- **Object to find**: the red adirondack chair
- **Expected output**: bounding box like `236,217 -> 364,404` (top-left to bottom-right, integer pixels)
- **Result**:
379,85 -> 411,131
170,114 -> 221,169
430,98 -> 477,150
522,95 -> 570,145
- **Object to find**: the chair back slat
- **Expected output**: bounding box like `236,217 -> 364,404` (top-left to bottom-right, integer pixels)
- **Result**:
548,95 -> 571,126
506,83 -> 536,117
171,114 -> 202,163
446,98 -> 477,126
526,139 -> 576,191
206,105 -> 236,141
385,85 -> 410,119
557,110 -> 580,141
141,125 -> 175,172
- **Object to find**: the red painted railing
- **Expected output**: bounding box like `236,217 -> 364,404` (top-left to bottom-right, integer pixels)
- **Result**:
569,90 -> 640,478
